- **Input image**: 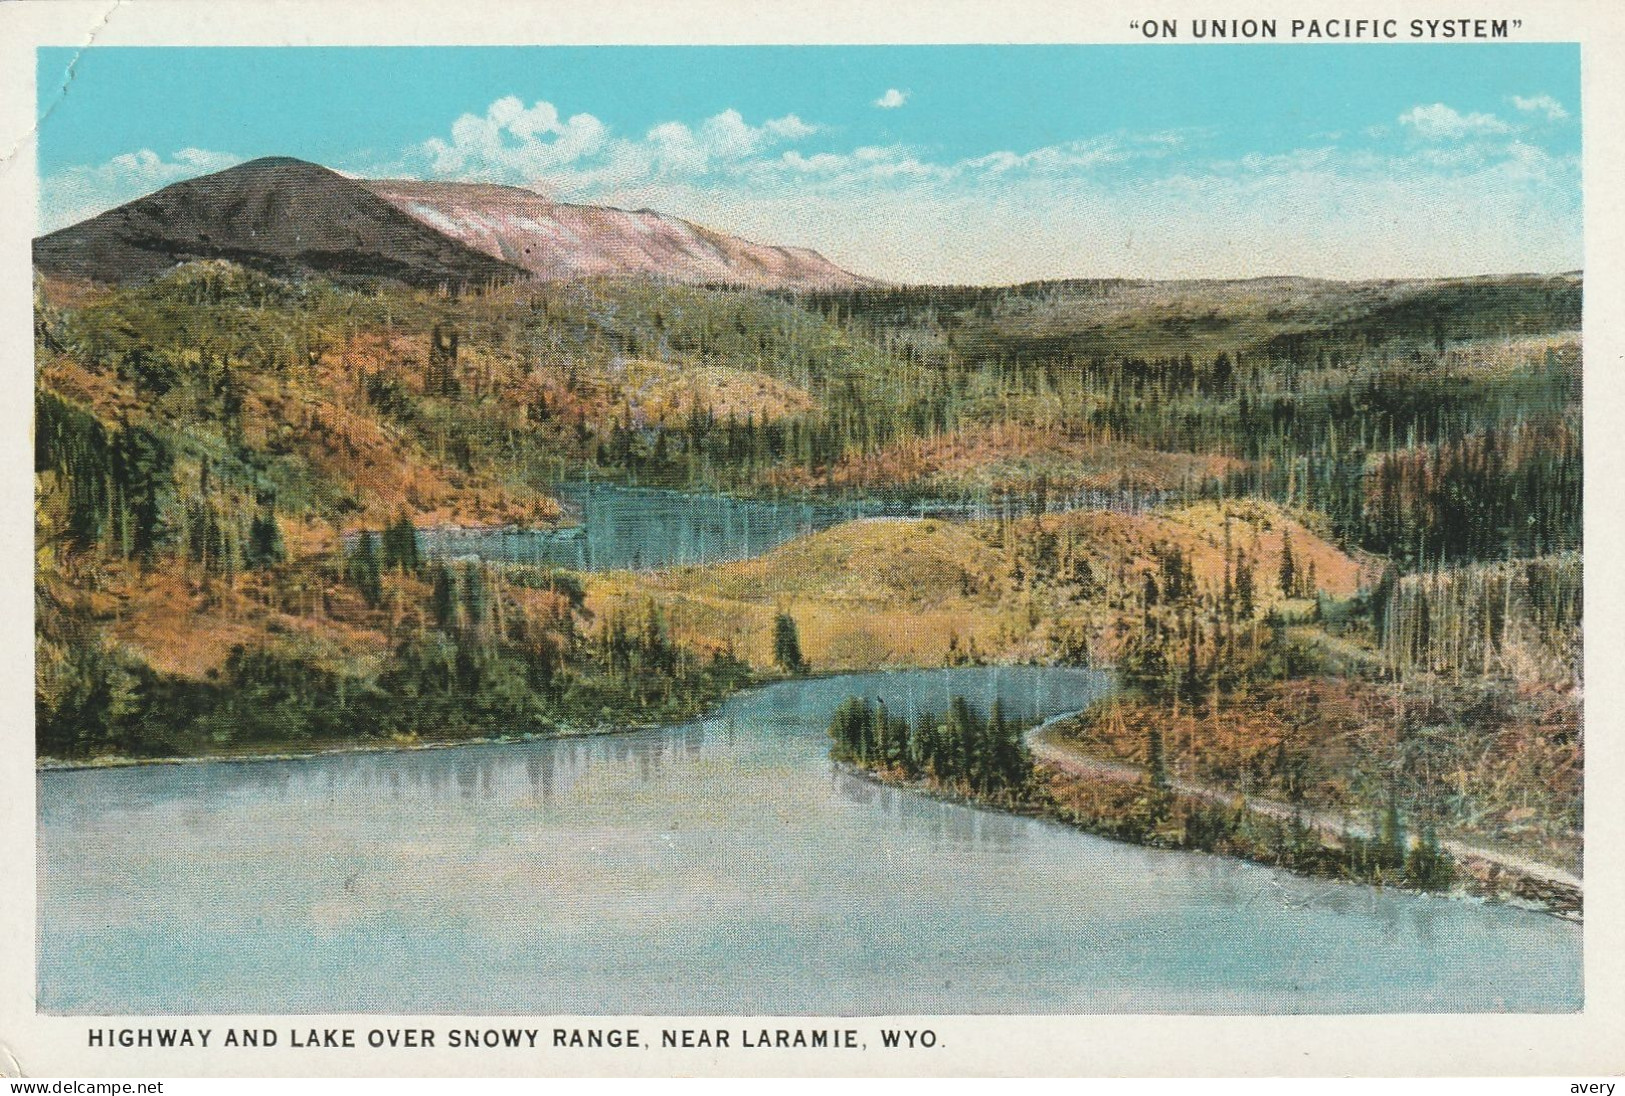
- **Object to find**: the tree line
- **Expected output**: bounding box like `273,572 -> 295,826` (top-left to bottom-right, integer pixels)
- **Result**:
828,695 -> 1034,802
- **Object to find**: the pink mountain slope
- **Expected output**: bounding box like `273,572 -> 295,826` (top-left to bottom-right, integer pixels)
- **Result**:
363,178 -> 874,290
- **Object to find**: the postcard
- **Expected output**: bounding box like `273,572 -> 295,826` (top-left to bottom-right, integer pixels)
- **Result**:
2,0 -> 1622,1080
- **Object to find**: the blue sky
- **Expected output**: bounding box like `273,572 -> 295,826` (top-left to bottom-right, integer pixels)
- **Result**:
36,45 -> 1581,282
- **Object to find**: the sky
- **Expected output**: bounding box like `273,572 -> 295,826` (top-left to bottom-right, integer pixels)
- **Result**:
35,45 -> 1581,284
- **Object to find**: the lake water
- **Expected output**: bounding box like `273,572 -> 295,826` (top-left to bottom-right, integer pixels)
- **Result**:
37,667 -> 1581,1015
414,484 -> 1167,570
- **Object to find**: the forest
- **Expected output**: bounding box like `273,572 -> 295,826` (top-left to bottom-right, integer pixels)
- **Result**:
34,259 -> 1582,905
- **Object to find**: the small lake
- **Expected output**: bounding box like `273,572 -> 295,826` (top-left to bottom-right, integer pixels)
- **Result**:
37,667 -> 1581,1015
414,484 -> 1167,570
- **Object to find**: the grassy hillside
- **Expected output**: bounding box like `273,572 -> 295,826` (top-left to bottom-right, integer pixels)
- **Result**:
588,500 -> 1362,672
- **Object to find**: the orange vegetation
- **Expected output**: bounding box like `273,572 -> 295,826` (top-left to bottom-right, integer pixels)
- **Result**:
54,561 -> 392,681
612,358 -> 816,426
1054,673 -> 1581,870
764,422 -> 1242,496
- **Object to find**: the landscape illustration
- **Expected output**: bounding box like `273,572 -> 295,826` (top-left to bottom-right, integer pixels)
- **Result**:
33,45 -> 1582,1014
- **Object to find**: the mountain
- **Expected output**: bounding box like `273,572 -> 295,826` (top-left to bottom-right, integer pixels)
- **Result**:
34,157 -> 872,291
33,157 -> 528,290
361,178 -> 872,289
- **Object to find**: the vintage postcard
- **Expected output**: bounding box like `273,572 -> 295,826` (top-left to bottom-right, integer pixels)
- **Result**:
2,0 -> 1622,1080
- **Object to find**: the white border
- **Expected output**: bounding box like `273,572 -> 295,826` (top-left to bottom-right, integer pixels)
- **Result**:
2,0 -> 1621,1078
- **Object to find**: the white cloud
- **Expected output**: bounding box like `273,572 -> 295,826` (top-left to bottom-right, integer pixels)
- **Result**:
1232,147 -> 1337,174
413,96 -> 819,191
1398,103 -> 1511,141
741,132 -> 1179,190
422,96 -> 609,182
961,136 -> 1145,176
780,150 -> 851,174
1511,94 -> 1569,120
874,88 -> 909,109
39,147 -> 243,232
763,114 -> 819,141
699,109 -> 816,158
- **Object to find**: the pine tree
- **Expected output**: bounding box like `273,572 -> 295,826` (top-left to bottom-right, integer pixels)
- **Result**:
1377,795 -> 1408,875
382,512 -> 420,572
772,611 -> 807,674
461,562 -> 488,640
1147,726 -> 1170,790
246,505 -> 285,569
430,564 -> 458,631
1278,532 -> 1297,598
1236,550 -> 1256,619
346,531 -> 382,607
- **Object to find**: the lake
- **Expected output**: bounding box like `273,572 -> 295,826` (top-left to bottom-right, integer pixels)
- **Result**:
37,667 -> 1581,1015
413,483 -> 1167,570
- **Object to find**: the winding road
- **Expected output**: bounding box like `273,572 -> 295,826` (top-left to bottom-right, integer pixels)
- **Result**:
1027,719 -> 1583,896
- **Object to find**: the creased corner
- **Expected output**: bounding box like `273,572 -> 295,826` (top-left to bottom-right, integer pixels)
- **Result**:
0,0 -> 129,175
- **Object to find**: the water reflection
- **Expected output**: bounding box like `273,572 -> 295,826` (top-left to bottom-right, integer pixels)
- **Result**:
37,667 -> 1581,1015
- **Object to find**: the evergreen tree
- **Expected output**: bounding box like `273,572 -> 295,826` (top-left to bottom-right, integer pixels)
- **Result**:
346,531 -> 382,607
1147,726 -> 1170,790
382,512 -> 420,572
245,505 -> 285,569
1236,550 -> 1256,619
461,562 -> 488,639
430,564 -> 458,631
772,611 -> 807,674
1377,795 -> 1408,875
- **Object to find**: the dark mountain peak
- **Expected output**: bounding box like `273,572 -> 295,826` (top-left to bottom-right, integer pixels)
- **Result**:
235,154 -> 326,170
34,157 -> 526,290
